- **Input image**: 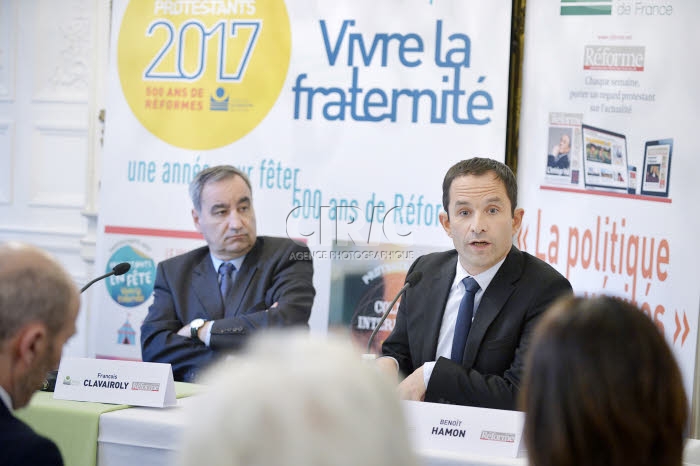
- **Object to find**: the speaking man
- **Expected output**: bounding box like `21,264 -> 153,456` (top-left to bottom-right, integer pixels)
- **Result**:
379,158 -> 572,409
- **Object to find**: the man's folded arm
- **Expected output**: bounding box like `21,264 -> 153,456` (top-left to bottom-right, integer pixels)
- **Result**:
209,241 -> 315,350
141,319 -> 216,381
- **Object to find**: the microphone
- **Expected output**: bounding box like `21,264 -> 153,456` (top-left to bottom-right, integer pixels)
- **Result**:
41,263 -> 132,392
365,271 -> 423,354
80,262 -> 131,293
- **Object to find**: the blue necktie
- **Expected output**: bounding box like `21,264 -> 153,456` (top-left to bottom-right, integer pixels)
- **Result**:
219,262 -> 236,299
450,277 -> 480,362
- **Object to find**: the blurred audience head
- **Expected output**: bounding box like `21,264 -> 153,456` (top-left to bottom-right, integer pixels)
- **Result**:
179,330 -> 419,466
521,295 -> 687,466
0,242 -> 79,408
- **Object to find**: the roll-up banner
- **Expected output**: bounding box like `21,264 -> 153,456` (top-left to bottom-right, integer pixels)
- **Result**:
93,0 -> 512,360
518,0 -> 699,400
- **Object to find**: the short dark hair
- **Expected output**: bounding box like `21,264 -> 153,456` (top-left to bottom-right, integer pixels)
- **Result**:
520,296 -> 687,466
441,158 -> 517,216
189,165 -> 253,213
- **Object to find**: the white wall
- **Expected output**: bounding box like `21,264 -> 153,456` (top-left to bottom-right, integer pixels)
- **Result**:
0,0 -> 110,358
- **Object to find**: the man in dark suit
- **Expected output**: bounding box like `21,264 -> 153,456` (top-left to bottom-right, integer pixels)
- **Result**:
0,242 -> 80,466
380,158 -> 572,409
140,165 -> 315,382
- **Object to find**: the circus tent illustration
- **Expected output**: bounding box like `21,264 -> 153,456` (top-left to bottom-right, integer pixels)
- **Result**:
117,319 -> 136,345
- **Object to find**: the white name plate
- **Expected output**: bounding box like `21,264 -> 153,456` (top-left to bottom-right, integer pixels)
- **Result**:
53,357 -> 176,407
402,400 -> 525,458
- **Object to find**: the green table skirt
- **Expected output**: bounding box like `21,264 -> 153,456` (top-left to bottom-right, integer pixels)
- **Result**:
15,381 -> 201,466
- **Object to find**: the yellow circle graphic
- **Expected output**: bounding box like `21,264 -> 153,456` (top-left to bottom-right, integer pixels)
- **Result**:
118,1 -> 291,150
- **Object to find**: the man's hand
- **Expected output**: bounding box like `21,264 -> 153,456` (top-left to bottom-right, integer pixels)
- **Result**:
177,324 -> 190,337
397,365 -> 426,401
375,356 -> 400,383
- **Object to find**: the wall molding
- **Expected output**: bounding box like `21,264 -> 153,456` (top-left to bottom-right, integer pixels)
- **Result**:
32,0 -> 90,104
0,119 -> 15,204
0,0 -> 17,101
0,224 -> 85,239
29,121 -> 88,208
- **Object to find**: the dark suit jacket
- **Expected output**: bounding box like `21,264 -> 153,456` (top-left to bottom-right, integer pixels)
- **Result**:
382,245 -> 572,409
141,236 -> 315,382
0,401 -> 63,466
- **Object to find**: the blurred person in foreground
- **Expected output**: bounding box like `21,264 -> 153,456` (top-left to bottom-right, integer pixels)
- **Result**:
379,158 -> 572,408
178,331 -> 419,466
521,295 -> 687,466
141,165 -> 315,382
0,242 -> 80,466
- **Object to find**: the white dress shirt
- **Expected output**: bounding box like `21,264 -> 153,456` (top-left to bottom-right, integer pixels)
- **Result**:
422,256 -> 506,387
0,385 -> 13,412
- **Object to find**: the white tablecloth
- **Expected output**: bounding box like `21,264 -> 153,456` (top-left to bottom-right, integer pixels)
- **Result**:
95,397 -> 700,466
98,396 -> 194,466
96,396 -> 526,466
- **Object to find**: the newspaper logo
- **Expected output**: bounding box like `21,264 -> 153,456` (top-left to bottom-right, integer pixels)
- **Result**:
583,46 -> 645,71
131,381 -> 161,392
480,431 -> 516,443
561,0 -> 611,16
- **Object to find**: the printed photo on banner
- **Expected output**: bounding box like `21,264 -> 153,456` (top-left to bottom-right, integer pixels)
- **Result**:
544,112 -> 583,185
327,244 -> 439,354
641,138 -> 673,197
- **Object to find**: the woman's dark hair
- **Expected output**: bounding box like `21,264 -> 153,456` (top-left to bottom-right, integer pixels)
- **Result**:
520,295 -> 687,466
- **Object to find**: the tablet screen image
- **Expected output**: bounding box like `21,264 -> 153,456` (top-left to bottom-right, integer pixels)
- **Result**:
581,124 -> 629,193
641,138 -> 673,197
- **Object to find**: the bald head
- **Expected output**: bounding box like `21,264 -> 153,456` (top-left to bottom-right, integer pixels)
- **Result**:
0,242 -> 79,342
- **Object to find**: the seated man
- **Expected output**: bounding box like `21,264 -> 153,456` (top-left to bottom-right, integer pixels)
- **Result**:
521,296 -> 687,466
379,158 -> 572,409
140,165 -> 315,382
0,242 -> 80,466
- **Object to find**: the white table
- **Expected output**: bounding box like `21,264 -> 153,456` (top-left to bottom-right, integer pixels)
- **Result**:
96,396 -> 526,466
97,396 -> 194,466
